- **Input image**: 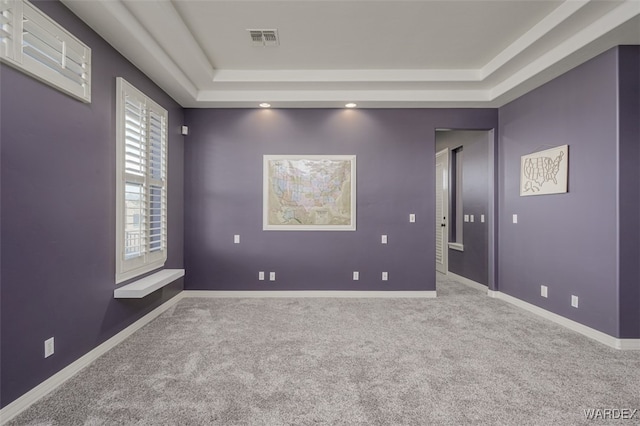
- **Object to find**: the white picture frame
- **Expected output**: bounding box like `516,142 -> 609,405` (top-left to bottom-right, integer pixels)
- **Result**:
263,155 -> 356,231
520,145 -> 569,196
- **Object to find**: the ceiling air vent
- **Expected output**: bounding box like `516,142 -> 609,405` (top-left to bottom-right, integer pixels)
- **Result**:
248,29 -> 279,47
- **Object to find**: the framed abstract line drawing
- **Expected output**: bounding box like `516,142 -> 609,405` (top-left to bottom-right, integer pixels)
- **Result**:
520,145 -> 569,196
263,155 -> 356,231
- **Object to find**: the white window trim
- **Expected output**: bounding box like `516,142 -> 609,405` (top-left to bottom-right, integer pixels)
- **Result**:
451,146 -> 463,246
116,77 -> 168,283
448,242 -> 464,252
0,0 -> 91,102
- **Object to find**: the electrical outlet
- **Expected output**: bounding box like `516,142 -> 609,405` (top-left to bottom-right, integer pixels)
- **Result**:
44,337 -> 54,358
464,215 -> 469,222
571,295 -> 579,308
258,271 -> 265,281
481,214 -> 485,223
382,272 -> 388,281
541,285 -> 548,298
409,214 -> 416,223
234,234 -> 240,244
381,235 -> 387,244
470,215 -> 475,223
353,271 -> 359,280
269,272 -> 276,281
513,214 -> 518,224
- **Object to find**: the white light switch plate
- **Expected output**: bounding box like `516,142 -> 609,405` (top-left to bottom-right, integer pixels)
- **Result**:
571,295 -> 579,308
541,285 -> 548,298
44,337 -> 54,358
512,214 -> 518,224
481,214 -> 485,223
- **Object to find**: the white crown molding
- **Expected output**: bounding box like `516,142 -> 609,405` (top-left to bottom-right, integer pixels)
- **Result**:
61,0 -> 198,105
60,0 -> 640,108
212,69 -> 482,83
120,0 -> 216,87
480,0 -> 589,80
194,88 -> 491,107
490,0 -> 640,101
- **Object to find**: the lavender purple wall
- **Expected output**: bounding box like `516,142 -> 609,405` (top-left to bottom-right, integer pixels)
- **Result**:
436,131 -> 490,285
617,46 -> 640,338
498,48 -> 631,337
0,3 -> 634,413
0,0 -> 184,408
183,109 -> 496,292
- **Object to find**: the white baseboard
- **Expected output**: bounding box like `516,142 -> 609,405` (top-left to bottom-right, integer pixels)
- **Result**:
3,286 -> 637,424
618,340 -> 640,350
183,290 -> 437,298
488,290 -> 640,350
446,272 -> 488,292
487,289 -> 500,298
0,293 -> 185,425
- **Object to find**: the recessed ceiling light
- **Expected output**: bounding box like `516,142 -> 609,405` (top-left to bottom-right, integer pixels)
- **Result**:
259,103 -> 271,108
345,103 -> 357,108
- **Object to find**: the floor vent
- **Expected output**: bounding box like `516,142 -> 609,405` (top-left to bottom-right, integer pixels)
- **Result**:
248,29 -> 279,47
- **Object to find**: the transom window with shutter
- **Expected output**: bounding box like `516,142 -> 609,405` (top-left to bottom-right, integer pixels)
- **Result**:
116,77 -> 168,283
0,0 -> 91,102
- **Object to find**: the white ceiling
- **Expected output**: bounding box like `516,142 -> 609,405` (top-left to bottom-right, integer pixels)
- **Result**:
61,0 -> 640,108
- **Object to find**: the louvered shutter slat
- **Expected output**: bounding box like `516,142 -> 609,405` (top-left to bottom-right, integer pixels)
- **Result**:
64,42 -> 85,65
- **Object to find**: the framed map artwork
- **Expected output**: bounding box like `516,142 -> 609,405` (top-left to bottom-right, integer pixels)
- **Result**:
263,155 -> 356,231
520,145 -> 568,196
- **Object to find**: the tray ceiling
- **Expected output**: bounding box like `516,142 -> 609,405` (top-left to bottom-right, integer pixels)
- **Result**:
61,0 -> 640,108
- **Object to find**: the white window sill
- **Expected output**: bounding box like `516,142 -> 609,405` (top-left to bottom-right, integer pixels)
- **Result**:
114,269 -> 185,299
448,243 -> 464,252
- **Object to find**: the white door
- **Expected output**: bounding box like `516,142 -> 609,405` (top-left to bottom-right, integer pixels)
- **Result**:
435,149 -> 449,274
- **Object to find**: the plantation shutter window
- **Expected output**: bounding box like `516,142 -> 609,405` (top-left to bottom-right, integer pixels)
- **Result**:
0,0 -> 91,102
116,77 -> 168,283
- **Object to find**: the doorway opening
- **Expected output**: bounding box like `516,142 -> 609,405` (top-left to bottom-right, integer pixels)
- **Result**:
434,129 -> 496,292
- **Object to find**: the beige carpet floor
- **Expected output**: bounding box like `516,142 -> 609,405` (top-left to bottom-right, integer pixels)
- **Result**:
7,275 -> 640,425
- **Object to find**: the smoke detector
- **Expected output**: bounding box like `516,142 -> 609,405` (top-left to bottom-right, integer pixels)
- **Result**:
248,29 -> 279,47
